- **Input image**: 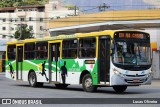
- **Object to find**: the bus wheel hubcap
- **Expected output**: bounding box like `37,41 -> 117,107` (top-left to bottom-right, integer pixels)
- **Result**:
30,75 -> 35,84
85,78 -> 92,88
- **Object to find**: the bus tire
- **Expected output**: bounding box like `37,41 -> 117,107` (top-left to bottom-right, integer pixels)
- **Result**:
112,86 -> 127,93
28,71 -> 43,87
82,74 -> 97,92
55,84 -> 68,88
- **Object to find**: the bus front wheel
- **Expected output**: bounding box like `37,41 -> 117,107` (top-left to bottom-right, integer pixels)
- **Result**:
112,86 -> 127,93
82,74 -> 97,92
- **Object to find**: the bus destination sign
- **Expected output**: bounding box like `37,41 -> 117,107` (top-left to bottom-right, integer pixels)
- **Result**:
115,32 -> 149,39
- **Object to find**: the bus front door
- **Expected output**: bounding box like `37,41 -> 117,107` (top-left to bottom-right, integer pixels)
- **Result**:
16,46 -> 23,80
49,43 -> 61,83
98,37 -> 110,84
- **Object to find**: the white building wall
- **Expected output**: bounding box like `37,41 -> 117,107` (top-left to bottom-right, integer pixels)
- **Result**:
145,28 -> 160,49
25,11 -> 45,38
152,51 -> 160,79
36,12 -> 45,38
145,28 -> 160,79
0,13 -> 15,40
10,14 -> 17,35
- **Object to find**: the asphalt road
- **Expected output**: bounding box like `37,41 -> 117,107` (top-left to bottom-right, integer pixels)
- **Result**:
0,73 -> 160,107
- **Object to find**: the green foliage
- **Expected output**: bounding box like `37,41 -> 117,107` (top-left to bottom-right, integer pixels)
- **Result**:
0,0 -> 49,7
65,4 -> 78,10
13,1 -> 28,7
0,0 -> 15,8
14,25 -> 34,40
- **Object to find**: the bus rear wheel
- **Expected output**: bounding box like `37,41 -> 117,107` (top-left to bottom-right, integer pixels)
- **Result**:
112,86 -> 127,93
28,72 -> 43,87
82,74 -> 97,92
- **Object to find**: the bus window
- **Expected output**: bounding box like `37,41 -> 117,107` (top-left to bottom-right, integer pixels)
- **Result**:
36,42 -> 48,60
79,38 -> 96,58
7,45 -> 16,60
62,39 -> 77,58
24,43 -> 35,60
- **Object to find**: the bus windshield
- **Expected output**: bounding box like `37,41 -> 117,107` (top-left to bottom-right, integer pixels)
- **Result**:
112,40 -> 151,65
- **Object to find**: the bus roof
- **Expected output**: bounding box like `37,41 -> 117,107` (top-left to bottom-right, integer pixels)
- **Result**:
6,30 -> 147,45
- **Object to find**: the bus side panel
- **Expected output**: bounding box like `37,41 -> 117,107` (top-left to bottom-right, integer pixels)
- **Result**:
50,61 -> 57,82
91,59 -> 98,85
59,59 -> 80,84
5,60 -> 16,80
59,58 -> 98,85
22,60 -> 49,82
36,60 -> 49,83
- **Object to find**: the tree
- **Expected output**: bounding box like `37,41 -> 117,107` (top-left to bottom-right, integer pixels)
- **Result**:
0,0 -> 49,7
0,0 -> 15,7
13,2 -> 28,7
14,25 -> 34,40
65,4 -> 79,10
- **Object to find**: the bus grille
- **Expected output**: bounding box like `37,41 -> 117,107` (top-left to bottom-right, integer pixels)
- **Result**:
126,75 -> 145,77
125,78 -> 147,83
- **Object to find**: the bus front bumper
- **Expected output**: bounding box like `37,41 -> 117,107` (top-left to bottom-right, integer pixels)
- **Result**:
111,74 -> 152,86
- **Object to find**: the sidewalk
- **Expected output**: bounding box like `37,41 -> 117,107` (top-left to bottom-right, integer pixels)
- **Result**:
150,79 -> 160,87
0,72 -> 5,75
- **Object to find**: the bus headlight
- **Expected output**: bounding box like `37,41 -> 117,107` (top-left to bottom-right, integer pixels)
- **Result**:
113,68 -> 125,77
149,70 -> 152,74
113,68 -> 119,75
147,71 -> 152,78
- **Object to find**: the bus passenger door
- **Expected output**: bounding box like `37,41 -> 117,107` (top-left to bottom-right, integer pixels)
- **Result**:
98,36 -> 110,84
49,42 -> 61,82
16,45 -> 23,80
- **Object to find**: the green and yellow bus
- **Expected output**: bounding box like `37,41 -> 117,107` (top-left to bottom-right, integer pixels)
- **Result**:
5,30 -> 152,93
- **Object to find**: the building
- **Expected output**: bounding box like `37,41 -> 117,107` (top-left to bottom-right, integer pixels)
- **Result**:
0,5 -> 45,39
48,9 -> 160,79
0,1 -> 78,39
0,1 -> 78,72
44,0 -> 79,36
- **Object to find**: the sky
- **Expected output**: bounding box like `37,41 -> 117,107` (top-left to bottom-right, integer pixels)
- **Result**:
61,0 -> 160,13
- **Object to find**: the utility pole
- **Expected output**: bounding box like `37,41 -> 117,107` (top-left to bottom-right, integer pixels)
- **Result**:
98,3 -> 110,11
74,5 -> 79,16
20,21 -> 22,40
74,5 -> 77,16
15,23 -> 27,40
15,17 -> 23,40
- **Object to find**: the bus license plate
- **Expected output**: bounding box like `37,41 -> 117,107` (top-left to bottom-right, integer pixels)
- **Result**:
133,79 -> 140,82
